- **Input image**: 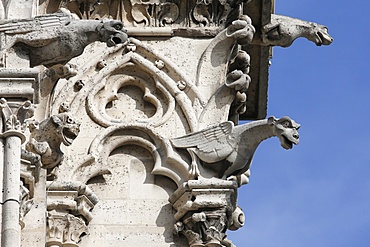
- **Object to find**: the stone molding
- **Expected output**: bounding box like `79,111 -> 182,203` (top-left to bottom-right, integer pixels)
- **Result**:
46,181 -> 98,246
170,179 -> 242,247
0,1 -> 333,246
43,0 -> 248,36
46,212 -> 88,247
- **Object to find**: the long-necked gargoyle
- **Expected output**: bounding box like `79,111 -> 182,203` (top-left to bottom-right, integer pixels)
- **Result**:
256,14 -> 333,47
171,116 -> 300,180
0,9 -> 128,67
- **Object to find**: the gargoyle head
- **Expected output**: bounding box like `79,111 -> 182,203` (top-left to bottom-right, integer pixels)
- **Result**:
263,15 -> 333,47
307,24 -> 333,46
98,20 -> 128,47
269,116 -> 300,150
51,112 -> 80,146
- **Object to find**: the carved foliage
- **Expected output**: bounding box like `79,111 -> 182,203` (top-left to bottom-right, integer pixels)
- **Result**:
47,212 -> 88,247
170,180 -> 240,247
130,1 -> 180,27
47,0 -> 246,29
0,98 -> 34,133
46,181 -> 98,246
175,210 -> 229,247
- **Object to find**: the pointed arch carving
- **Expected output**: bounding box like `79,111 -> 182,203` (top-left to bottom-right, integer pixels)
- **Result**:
50,38 -> 207,132
72,124 -> 189,188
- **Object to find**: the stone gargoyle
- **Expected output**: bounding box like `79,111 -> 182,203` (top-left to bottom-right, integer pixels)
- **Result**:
260,14 -> 333,47
25,112 -> 80,170
0,9 -> 128,67
171,116 -> 300,179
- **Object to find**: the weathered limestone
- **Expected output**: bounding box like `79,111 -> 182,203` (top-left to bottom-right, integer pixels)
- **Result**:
0,99 -> 33,247
171,116 -> 300,180
0,0 -> 332,246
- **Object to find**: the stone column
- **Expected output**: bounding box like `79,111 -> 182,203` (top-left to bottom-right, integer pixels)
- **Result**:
1,132 -> 24,247
0,99 -> 32,247
0,134 -> 4,244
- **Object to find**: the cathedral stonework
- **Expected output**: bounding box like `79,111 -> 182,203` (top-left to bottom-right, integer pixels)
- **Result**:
0,1 -> 332,246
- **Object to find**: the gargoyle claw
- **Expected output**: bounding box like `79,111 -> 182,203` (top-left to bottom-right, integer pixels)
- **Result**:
189,162 -> 200,180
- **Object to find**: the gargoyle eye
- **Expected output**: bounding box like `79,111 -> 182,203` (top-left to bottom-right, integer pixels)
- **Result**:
113,24 -> 123,30
283,121 -> 290,127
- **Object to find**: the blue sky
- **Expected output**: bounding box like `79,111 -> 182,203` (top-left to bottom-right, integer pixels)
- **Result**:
229,1 -> 370,246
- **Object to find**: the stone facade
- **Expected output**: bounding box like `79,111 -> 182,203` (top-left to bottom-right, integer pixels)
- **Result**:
0,1 -> 332,246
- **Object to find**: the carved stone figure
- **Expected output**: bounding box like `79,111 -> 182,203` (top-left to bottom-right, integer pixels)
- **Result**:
0,9 -> 128,67
171,116 -> 300,179
261,14 -> 333,47
25,112 -> 80,170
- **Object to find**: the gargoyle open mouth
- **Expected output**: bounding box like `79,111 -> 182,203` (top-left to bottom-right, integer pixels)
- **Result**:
316,30 -> 333,46
62,128 -> 79,146
281,135 -> 297,150
107,33 -> 128,47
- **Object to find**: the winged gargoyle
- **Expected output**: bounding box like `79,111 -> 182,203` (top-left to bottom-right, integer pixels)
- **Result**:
0,9 -> 128,67
171,116 -> 300,179
25,112 -> 80,171
259,14 -> 333,47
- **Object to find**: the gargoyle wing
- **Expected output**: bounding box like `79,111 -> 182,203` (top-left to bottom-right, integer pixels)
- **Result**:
171,121 -> 233,153
0,11 -> 72,35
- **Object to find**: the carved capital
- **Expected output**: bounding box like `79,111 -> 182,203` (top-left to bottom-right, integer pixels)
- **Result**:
46,181 -> 98,246
0,98 -> 34,137
46,181 -> 98,224
170,179 -> 240,247
46,212 -> 88,247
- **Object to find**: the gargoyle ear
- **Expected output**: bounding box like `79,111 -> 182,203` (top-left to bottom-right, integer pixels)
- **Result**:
267,116 -> 276,125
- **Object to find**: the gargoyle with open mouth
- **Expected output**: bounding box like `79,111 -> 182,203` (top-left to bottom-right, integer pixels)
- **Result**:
0,9 -> 128,67
26,112 -> 80,170
171,116 -> 300,179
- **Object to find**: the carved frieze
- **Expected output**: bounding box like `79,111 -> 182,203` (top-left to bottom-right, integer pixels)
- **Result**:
42,0 -> 249,37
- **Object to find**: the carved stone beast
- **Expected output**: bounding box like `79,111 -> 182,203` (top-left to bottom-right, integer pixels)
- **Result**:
171,116 -> 300,179
26,112 -> 80,170
260,14 -> 333,47
0,9 -> 128,67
